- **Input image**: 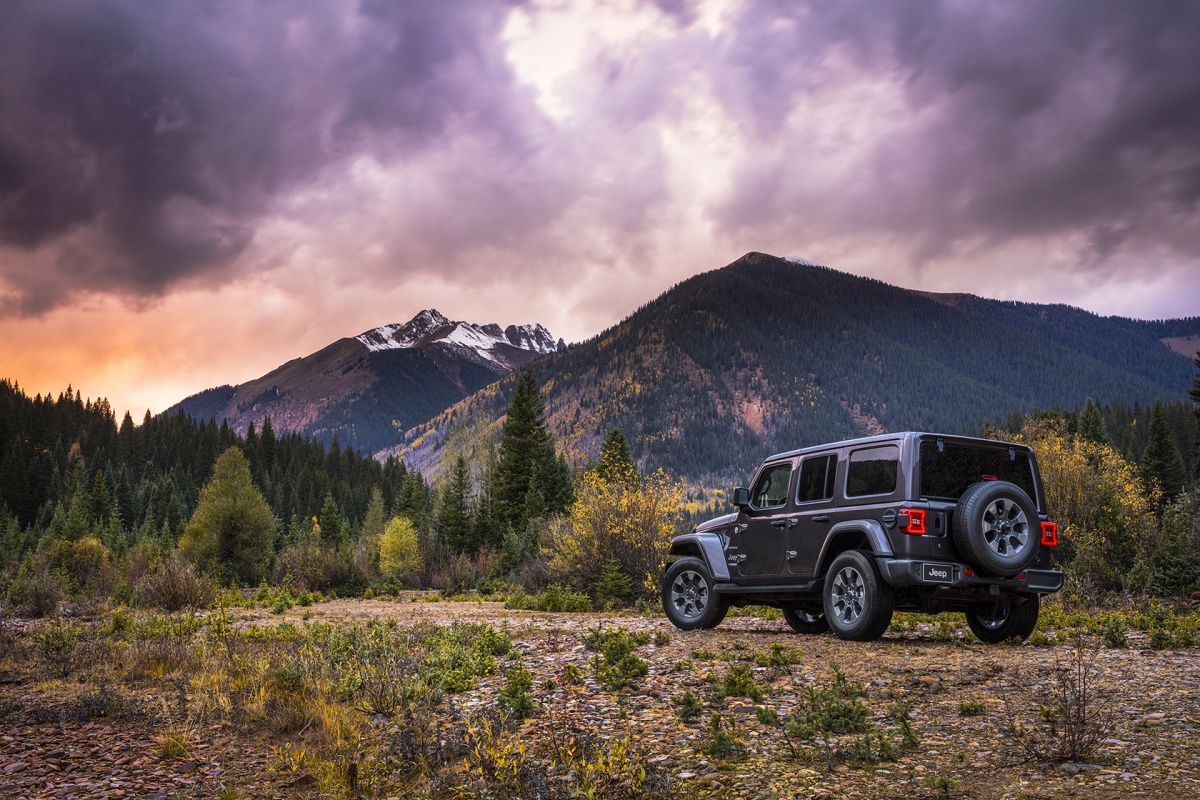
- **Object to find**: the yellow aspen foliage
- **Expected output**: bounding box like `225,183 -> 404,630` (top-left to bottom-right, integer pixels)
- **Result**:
1010,418 -> 1158,595
548,468 -> 684,600
378,516 -> 422,579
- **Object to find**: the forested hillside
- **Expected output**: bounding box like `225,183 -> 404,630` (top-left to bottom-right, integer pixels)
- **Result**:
165,310 -> 559,453
394,253 -> 1199,487
0,379 -> 420,559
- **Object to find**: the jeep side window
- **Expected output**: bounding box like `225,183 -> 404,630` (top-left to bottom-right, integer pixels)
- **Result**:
797,454 -> 837,503
750,463 -> 791,509
846,445 -> 899,497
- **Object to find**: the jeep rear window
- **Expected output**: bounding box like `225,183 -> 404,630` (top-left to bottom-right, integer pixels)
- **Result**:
918,441 -> 1037,501
846,445 -> 899,497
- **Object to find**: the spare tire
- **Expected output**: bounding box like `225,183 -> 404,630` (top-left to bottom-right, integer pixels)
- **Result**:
952,480 -> 1040,577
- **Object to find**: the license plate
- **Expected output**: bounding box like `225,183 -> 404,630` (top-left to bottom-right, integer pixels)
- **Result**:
921,563 -> 954,584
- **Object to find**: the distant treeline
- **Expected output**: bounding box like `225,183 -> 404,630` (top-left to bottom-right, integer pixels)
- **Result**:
984,397 -> 1196,479
0,379 -> 419,563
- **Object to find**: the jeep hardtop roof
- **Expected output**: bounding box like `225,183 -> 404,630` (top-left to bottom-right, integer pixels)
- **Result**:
763,431 -> 1032,464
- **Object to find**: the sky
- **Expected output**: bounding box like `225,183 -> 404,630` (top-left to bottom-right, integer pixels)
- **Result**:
2,0 -> 1199,419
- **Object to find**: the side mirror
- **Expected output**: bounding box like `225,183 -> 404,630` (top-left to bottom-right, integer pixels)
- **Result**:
733,487 -> 750,509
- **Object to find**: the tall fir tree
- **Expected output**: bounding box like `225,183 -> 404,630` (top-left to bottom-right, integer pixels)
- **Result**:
495,368 -> 555,535
361,486 -> 387,542
179,447 -> 276,586
318,493 -> 343,547
472,456 -> 498,551
596,428 -> 638,486
438,455 -> 475,553
1142,399 -> 1187,500
1077,399 -> 1109,446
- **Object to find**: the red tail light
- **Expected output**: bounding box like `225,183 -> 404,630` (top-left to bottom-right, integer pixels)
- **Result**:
1040,521 -> 1058,546
901,508 -> 927,534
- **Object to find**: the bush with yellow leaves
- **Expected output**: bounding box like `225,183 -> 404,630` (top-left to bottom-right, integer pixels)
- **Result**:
1008,418 -> 1158,597
378,516 -> 423,581
547,467 -> 684,600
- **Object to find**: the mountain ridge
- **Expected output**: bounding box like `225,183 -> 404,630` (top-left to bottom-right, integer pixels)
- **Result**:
386,252 -> 1199,487
166,309 -> 561,451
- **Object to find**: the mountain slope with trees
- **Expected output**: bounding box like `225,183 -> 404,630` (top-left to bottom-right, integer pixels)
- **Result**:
393,252 -> 1200,488
166,310 -> 560,453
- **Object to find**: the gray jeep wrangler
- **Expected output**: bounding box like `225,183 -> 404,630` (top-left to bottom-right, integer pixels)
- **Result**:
662,432 -> 1062,642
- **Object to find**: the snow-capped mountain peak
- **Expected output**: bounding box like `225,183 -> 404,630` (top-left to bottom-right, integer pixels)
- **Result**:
355,310 -> 559,367
784,255 -> 827,268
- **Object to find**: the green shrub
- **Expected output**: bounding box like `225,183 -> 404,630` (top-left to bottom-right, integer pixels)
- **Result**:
582,625 -> 650,690
674,690 -> 703,723
504,583 -> 592,612
889,699 -> 920,749
958,701 -> 988,717
498,666 -> 535,718
593,558 -> 632,607
561,663 -> 583,686
757,668 -> 898,765
722,664 -> 765,702
1099,615 -> 1128,648
32,617 -> 90,678
756,643 -> 797,678
135,555 -> 217,612
1149,627 -> 1175,650
702,711 -> 740,758
7,559 -> 64,617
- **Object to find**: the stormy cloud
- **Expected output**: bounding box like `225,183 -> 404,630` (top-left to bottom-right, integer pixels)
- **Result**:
706,0 -> 1200,279
0,0 -> 544,312
1,0 -> 1198,415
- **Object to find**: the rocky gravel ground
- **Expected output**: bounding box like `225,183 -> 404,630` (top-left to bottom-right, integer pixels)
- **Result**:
2,597 -> 1199,799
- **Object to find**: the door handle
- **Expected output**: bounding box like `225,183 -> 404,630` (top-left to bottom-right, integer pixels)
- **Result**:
812,515 -> 831,523
771,520 -> 787,528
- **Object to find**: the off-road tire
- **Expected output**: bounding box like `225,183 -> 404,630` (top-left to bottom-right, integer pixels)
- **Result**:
965,594 -> 1040,643
823,550 -> 894,642
663,557 -> 728,631
783,608 -> 829,635
953,481 -> 1041,577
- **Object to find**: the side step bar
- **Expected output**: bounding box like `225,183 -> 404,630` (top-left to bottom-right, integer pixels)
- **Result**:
713,581 -> 822,595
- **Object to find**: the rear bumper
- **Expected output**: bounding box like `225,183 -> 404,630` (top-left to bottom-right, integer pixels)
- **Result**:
877,559 -> 1063,594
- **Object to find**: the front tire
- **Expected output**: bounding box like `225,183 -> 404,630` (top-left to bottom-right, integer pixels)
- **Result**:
663,558 -> 728,631
783,608 -> 829,634
965,594 -> 1040,643
823,550 -> 894,641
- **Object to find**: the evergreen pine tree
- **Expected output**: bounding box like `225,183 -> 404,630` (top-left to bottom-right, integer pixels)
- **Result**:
260,416 -> 277,473
594,557 -> 632,606
397,471 -> 430,530
318,493 -> 342,547
438,455 -> 475,554
88,469 -> 113,524
495,368 -> 555,535
178,447 -> 276,585
596,428 -> 639,486
523,461 -> 546,523
1077,399 -> 1109,446
472,458 -> 498,551
1142,400 -> 1187,499
542,452 -> 575,513
361,486 -> 387,542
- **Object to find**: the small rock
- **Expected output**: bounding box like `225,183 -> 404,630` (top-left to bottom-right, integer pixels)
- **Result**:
1058,763 -> 1103,776
3,762 -> 28,774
